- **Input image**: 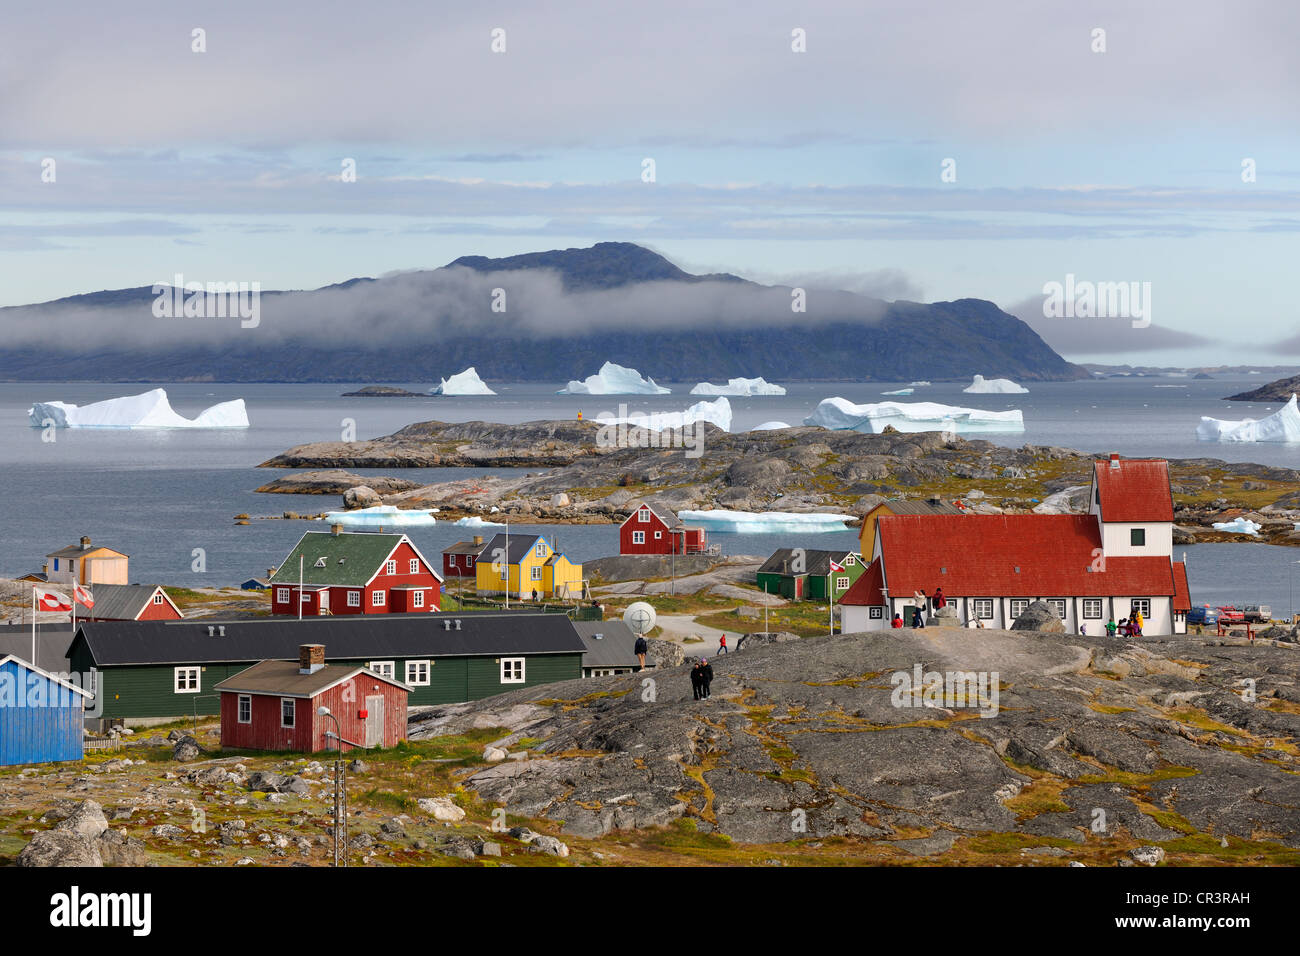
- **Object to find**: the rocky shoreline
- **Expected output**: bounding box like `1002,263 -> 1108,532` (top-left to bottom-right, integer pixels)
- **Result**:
255,419 -> 1300,544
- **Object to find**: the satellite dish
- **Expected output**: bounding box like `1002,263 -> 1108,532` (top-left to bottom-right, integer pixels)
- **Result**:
624,601 -> 657,636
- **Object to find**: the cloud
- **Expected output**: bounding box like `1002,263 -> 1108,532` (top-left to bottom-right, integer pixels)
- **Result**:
1005,295 -> 1216,354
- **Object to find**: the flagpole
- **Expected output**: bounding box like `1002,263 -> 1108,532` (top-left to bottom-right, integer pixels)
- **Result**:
504,521 -> 510,609
299,554 -> 304,621
31,586 -> 36,666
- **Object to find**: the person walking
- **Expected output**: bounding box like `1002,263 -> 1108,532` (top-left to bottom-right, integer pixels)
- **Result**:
717,633 -> 728,655
700,658 -> 714,698
690,662 -> 704,700
634,634 -> 648,671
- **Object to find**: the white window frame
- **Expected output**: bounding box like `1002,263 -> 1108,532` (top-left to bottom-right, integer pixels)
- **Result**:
409,558 -> 419,574
836,576 -> 850,591
501,658 -> 525,683
348,590 -> 361,607
972,599 -> 994,620
174,667 -> 201,694
632,531 -> 645,545
237,694 -> 251,724
301,591 -> 312,604
372,590 -> 386,607
412,590 -> 425,608
1009,599 -> 1030,620
386,559 -> 397,576
534,542 -> 545,559
1082,598 -> 1103,619
276,587 -> 289,604
448,554 -> 457,567
638,507 -> 650,523
152,592 -> 163,605
368,661 -> 395,679
1131,598 -> 1151,617
280,697 -> 295,728
869,606 -> 884,620
530,566 -> 543,581
654,530 -> 662,539
405,660 -> 430,686
1047,599 -> 1067,619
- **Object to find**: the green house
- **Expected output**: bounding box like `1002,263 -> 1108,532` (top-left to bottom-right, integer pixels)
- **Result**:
755,549 -> 865,602
68,612 -> 585,724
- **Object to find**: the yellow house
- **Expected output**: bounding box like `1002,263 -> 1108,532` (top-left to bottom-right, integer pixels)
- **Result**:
860,497 -> 964,560
475,533 -> 584,600
45,536 -> 129,587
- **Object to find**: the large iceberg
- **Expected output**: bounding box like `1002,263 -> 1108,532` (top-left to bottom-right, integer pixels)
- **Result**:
560,361 -> 670,395
28,388 -> 249,429
689,377 -> 786,397
963,374 -> 1029,394
678,509 -> 856,534
1197,394 -> 1300,442
322,505 -> 437,528
1212,516 -> 1261,535
804,397 -> 1024,434
432,367 -> 496,395
595,397 -> 732,432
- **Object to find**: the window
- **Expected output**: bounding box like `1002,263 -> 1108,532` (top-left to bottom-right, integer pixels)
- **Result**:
372,590 -> 386,607
369,661 -> 395,679
530,566 -> 543,581
276,587 -> 289,603
501,658 -> 525,683
534,542 -> 545,558
237,695 -> 251,724
174,667 -> 201,693
1082,599 -> 1103,619
1009,599 -> 1030,619
836,576 -> 850,591
301,592 -> 312,604
632,531 -> 645,544
1131,598 -> 1151,616
845,555 -> 856,566
654,530 -> 662,539
638,507 -> 650,523
386,559 -> 396,575
152,592 -> 163,605
410,558 -> 419,574
972,599 -> 994,620
413,590 -> 425,608
448,555 -> 457,567
405,660 -> 430,685
348,590 -> 360,607
1047,599 -> 1067,619
280,698 -> 295,728
1130,528 -> 1146,547
869,606 -> 884,620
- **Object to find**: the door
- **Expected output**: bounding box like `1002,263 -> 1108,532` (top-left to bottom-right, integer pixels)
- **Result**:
365,696 -> 384,747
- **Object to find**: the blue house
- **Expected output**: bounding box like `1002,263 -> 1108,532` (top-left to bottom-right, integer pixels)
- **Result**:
0,655 -> 91,766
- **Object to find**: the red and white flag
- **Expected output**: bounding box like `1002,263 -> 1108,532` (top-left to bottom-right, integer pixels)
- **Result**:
74,583 -> 94,609
829,559 -> 845,573
35,588 -> 72,612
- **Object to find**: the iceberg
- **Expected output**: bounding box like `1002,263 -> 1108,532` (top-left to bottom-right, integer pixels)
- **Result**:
689,376 -> 786,396
322,505 -> 437,529
560,361 -> 670,395
908,381 -> 931,387
804,397 -> 1024,434
28,388 -> 249,429
1197,394 -> 1300,442
431,367 -> 496,395
881,388 -> 913,396
453,515 -> 505,528
751,421 -> 792,431
963,374 -> 1029,394
677,509 -> 856,534
1212,516 -> 1261,535
595,397 -> 732,432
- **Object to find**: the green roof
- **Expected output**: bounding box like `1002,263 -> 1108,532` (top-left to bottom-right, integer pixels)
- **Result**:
269,532 -> 406,587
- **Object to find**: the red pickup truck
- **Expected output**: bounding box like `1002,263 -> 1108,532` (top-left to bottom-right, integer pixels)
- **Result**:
1215,606 -> 1245,624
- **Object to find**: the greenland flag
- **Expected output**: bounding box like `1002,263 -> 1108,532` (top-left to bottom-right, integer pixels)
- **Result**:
829,559 -> 845,573
36,588 -> 73,612
74,583 -> 94,609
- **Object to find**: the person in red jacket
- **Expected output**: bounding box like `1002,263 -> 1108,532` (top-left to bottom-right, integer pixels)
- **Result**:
891,613 -> 904,628
933,588 -> 947,609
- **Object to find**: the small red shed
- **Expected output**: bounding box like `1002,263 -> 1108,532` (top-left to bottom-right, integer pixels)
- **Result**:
215,645 -> 410,753
618,501 -> 707,556
442,535 -> 487,579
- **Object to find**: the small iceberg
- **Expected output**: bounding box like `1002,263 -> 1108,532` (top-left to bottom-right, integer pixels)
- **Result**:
1212,516 -> 1261,535
963,374 -> 1028,394
322,505 -> 437,529
454,515 -> 505,528
689,377 -> 786,396
805,397 -> 1024,434
1197,395 -> 1300,442
881,388 -> 913,396
908,381 -> 931,387
431,367 -> 496,395
560,361 -> 669,395
677,509 -> 856,534
28,388 -> 248,429
595,397 -> 731,432
751,421 -> 792,431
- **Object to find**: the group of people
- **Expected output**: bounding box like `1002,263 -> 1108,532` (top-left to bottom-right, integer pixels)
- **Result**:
889,586 -> 948,629
690,659 -> 715,699
1104,611 -> 1144,638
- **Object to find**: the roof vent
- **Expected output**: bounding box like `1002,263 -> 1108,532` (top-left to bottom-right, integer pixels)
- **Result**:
218,625 -> 226,637
594,632 -> 604,640
1014,566 -> 1021,573
454,619 -> 462,630
940,567 -> 947,574
207,625 -> 215,637
315,557 -> 327,568
442,619 -> 451,630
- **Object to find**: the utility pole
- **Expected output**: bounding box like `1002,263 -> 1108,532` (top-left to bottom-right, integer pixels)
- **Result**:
319,706 -> 346,867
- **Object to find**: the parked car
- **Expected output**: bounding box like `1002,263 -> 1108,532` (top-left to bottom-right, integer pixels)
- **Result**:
1242,604 -> 1272,623
1186,606 -> 1220,627
1216,606 -> 1245,624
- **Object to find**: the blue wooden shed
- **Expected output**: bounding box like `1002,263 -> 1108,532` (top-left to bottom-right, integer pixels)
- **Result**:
0,655 -> 90,766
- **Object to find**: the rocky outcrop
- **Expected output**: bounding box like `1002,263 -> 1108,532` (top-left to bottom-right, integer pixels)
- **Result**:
1011,601 -> 1066,633
343,485 -> 382,509
1225,374 -> 1300,402
255,470 -> 420,495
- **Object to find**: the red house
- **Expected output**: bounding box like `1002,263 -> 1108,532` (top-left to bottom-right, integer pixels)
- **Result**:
215,644 -> 410,753
81,584 -> 183,621
619,501 -> 707,556
268,529 -> 443,616
442,535 -> 487,579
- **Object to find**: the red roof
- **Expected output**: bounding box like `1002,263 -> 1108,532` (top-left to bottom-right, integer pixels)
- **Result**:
876,513 -> 1180,598
840,556 -> 887,606
1171,560 -> 1191,612
1092,458 -> 1174,522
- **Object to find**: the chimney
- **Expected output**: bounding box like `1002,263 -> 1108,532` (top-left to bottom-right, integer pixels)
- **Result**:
331,523 -> 343,536
1109,452 -> 1120,471
267,566 -> 277,578
80,536 -> 91,550
473,535 -> 483,546
299,644 -> 325,675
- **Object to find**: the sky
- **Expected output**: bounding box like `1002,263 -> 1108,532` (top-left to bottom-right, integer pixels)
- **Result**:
2,0 -> 1298,366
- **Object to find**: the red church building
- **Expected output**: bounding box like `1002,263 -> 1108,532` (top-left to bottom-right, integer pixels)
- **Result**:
619,501 -> 707,556
268,529 -> 443,616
